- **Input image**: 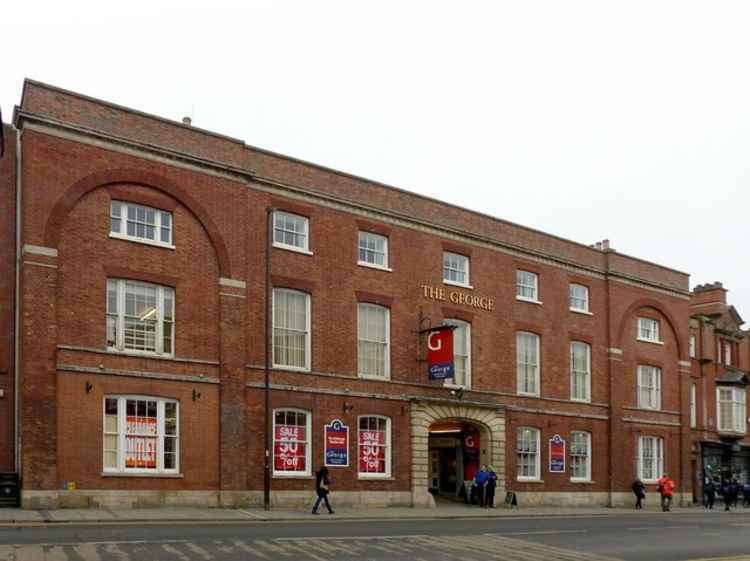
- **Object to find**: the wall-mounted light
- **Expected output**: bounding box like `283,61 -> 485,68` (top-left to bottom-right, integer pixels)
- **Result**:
449,387 -> 465,400
85,381 -> 93,394
192,389 -> 201,401
342,402 -> 354,414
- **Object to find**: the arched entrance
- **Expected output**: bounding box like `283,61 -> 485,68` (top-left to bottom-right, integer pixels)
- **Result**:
410,401 -> 505,507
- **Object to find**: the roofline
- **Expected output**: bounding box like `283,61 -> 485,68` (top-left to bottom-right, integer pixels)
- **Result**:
21,78 -> 690,279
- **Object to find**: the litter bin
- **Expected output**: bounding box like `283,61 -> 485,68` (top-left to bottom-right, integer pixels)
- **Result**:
0,473 -> 19,507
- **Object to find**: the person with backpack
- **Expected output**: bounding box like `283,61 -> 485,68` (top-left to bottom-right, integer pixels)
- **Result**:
311,466 -> 334,514
632,478 -> 646,510
657,472 -> 674,512
704,477 -> 716,510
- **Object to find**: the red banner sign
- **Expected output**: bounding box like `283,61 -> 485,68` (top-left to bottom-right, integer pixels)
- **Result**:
427,326 -> 455,380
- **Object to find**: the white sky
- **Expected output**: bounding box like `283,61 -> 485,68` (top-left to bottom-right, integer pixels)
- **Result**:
2,1 -> 749,318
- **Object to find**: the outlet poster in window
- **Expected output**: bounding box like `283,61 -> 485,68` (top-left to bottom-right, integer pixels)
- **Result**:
549,434 -> 566,473
359,429 -> 386,473
125,416 -> 157,468
275,425 -> 306,471
324,419 -> 349,467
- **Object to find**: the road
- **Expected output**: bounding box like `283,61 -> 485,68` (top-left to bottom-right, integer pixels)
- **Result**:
1,511 -> 750,560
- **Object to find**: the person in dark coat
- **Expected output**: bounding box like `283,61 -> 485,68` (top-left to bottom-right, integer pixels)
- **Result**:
704,477 -> 716,510
312,466 -> 334,514
632,478 -> 646,510
722,480 -> 737,511
484,466 -> 498,508
742,481 -> 750,508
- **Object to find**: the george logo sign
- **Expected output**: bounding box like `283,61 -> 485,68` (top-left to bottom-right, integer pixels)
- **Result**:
427,325 -> 455,380
324,418 -> 349,467
549,434 -> 566,473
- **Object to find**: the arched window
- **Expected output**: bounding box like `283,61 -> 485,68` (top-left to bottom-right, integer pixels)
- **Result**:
358,415 -> 392,478
273,408 -> 311,476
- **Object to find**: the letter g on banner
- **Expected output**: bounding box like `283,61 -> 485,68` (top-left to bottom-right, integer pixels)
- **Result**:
427,331 -> 443,352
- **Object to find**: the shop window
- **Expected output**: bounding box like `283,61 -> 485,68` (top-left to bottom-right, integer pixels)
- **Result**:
717,387 -> 746,434
358,416 -> 391,478
103,396 -> 179,474
358,231 -> 389,269
570,431 -> 591,481
273,210 -> 310,253
516,270 -> 539,302
569,284 -> 589,313
107,279 -> 174,355
273,288 -> 311,370
357,303 -> 390,379
516,332 -> 540,397
637,365 -> 662,410
570,341 -> 591,402
516,427 -> 540,480
443,252 -> 470,287
637,436 -> 663,483
637,317 -> 661,343
443,319 -> 471,389
110,201 -> 173,248
273,409 -> 311,476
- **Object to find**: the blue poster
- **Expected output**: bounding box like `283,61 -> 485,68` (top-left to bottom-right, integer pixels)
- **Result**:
324,418 -> 349,467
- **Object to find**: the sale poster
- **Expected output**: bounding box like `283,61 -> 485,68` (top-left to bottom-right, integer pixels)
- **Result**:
125,416 -> 157,469
359,429 -> 386,473
324,419 -> 349,467
275,424 -> 306,471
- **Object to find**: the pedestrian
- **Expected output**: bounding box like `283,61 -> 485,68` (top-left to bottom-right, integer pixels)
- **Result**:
657,472 -> 674,512
474,465 -> 490,507
732,479 -> 741,507
311,466 -> 334,515
485,466 -> 498,508
704,477 -> 716,510
743,481 -> 750,508
721,479 -> 736,511
632,478 -> 646,510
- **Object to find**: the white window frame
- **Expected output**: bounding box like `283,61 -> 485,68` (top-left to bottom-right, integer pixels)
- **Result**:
724,341 -> 732,366
357,303 -> 391,380
570,341 -> 591,402
569,284 -> 590,313
273,210 -> 311,254
637,365 -> 662,410
690,383 -> 697,429
717,387 -> 747,434
637,435 -> 663,483
358,231 -> 391,271
106,279 -> 174,356
272,408 -> 312,477
516,427 -> 541,481
110,200 -> 174,249
442,252 -> 471,288
570,431 -> 592,482
689,334 -> 696,358
516,270 -> 541,303
272,288 -> 312,371
442,319 -> 471,389
637,317 -> 662,344
517,331 -> 540,397
357,415 -> 392,479
102,395 -> 179,475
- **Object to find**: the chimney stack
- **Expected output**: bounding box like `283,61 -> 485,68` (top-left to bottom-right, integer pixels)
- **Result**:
182,116 -> 192,126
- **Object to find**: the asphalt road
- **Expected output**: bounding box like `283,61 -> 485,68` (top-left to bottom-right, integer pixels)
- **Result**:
1,511 -> 750,560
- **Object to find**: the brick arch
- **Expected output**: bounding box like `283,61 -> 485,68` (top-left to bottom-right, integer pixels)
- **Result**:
615,298 -> 685,359
44,169 -> 232,277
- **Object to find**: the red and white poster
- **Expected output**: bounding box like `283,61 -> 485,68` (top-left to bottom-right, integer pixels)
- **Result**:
275,424 -> 306,471
125,416 -> 157,469
359,429 -> 385,473
427,326 -> 455,380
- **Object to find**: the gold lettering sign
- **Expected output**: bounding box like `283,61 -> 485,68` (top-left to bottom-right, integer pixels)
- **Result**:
420,284 -> 495,312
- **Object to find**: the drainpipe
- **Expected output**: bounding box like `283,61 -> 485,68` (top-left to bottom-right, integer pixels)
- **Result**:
605,253 -> 614,507
14,127 -> 22,475
263,206 -> 275,511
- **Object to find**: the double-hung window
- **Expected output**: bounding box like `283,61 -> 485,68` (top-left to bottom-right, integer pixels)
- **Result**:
444,319 -> 471,388
357,304 -> 390,379
638,436 -> 663,483
637,365 -> 662,410
103,396 -> 179,474
443,252 -> 470,287
107,279 -> 174,355
273,289 -> 311,370
517,332 -> 540,396
358,232 -> 389,269
273,211 -> 310,253
637,317 -> 660,343
690,383 -> 697,429
273,409 -> 311,476
570,341 -> 591,402
110,201 -> 173,247
516,427 -> 540,480
570,431 -> 591,481
569,284 -> 589,312
516,271 -> 539,302
717,387 -> 747,434
689,335 -> 696,358
358,416 -> 391,478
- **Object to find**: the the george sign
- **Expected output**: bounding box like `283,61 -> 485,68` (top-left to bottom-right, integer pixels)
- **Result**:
427,325 -> 455,380
549,434 -> 566,473
275,424 -> 306,471
359,428 -> 386,474
125,416 -> 157,469
421,284 -> 495,312
324,418 -> 349,467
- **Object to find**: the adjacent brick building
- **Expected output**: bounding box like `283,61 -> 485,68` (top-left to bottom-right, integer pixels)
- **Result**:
1,79 -> 736,509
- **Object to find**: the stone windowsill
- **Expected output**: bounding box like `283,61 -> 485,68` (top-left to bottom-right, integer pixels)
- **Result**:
101,472 -> 184,478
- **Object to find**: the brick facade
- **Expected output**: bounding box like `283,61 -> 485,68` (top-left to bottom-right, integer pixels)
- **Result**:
2,79 -> 724,509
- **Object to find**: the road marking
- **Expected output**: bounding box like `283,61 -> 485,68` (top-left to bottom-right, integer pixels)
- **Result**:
184,542 -> 215,560
275,534 -> 429,541
233,539 -> 271,560
496,529 -> 589,536
75,543 -> 104,561
239,509 -> 265,519
163,543 -> 192,561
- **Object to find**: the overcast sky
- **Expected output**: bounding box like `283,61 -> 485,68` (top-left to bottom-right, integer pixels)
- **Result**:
2,1 -> 749,317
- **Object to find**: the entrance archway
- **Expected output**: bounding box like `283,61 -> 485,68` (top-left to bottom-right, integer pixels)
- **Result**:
410,401 -> 505,507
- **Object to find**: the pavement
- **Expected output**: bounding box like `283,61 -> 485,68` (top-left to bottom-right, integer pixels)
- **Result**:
0,502 -> 719,525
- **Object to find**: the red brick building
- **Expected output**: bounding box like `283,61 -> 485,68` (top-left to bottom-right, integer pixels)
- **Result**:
0,80 -> 707,508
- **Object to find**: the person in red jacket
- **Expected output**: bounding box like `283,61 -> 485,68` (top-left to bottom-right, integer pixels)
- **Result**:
657,473 -> 675,512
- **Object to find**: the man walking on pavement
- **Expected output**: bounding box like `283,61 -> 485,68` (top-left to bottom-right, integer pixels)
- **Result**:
657,472 -> 674,512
